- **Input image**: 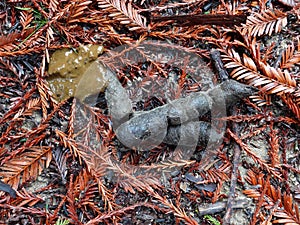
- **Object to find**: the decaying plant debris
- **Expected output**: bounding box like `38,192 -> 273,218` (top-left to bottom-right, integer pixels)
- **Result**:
0,0 -> 300,225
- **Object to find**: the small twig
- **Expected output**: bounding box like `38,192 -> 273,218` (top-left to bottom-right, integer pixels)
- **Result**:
223,111 -> 241,224
210,49 -> 229,82
223,145 -> 240,224
151,14 -> 247,26
197,199 -> 249,216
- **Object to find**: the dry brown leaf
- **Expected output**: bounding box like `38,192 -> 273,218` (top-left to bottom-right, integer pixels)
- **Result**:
240,9 -> 288,37
0,147 -> 52,189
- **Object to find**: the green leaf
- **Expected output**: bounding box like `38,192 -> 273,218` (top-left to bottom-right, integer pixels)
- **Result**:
55,218 -> 69,225
15,6 -> 33,11
204,215 -> 221,225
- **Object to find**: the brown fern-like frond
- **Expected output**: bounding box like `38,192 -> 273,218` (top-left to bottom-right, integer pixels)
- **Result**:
280,42 -> 300,69
55,129 -> 86,164
69,144 -> 116,210
227,37 -> 300,119
273,212 -> 300,225
97,0 -> 148,31
81,143 -> 161,196
281,93 -> 300,121
66,1 -> 93,24
277,0 -> 296,7
66,175 -> 84,225
146,0 -> 202,13
267,124 -> 280,167
273,193 -> 300,224
104,157 -> 161,194
151,191 -> 199,225
240,9 -> 288,37
249,93 -> 272,106
0,146 -> 52,189
0,85 -> 35,123
49,0 -> 60,16
36,76 -> 55,120
244,170 -> 300,224
222,49 -> 296,95
294,90 -> 300,105
227,129 -> 280,176
9,97 -> 41,123
149,25 -> 207,41
12,188 -> 44,207
0,32 -> 21,48
73,169 -> 103,214
96,179 -> 115,211
85,202 -> 155,224
197,163 -> 231,184
140,159 -> 196,171
258,63 -> 296,94
52,148 -> 68,183
19,10 -> 34,29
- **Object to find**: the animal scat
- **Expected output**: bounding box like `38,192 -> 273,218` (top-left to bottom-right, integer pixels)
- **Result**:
163,121 -> 223,146
115,80 -> 256,150
48,44 -> 104,78
46,46 -> 257,152
75,61 -> 133,122
112,93 -> 211,149
46,44 -> 104,102
75,61 -> 109,102
46,44 -> 133,126
167,92 -> 212,125
207,79 -> 258,107
110,92 -> 211,149
113,108 -> 169,149
104,65 -> 133,128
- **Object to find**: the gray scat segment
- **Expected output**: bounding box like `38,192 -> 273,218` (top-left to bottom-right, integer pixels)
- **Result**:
208,80 -> 257,106
164,122 -> 209,146
168,80 -> 256,127
167,92 -> 211,125
114,79 -> 256,150
115,92 -> 211,148
115,107 -> 168,149
104,66 -> 133,128
163,121 -> 223,146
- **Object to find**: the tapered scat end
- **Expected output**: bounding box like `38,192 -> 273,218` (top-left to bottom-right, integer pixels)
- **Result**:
207,80 -> 258,107
221,80 -> 258,98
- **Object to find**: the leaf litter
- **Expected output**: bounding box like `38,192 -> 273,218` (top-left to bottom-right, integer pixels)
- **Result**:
0,0 -> 299,224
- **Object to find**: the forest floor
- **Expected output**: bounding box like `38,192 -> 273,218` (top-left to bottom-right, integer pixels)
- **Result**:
0,0 -> 300,225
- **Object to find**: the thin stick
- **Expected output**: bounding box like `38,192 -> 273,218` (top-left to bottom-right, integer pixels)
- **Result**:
198,199 -> 249,216
210,49 -> 229,82
151,14 -> 247,26
223,116 -> 241,224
